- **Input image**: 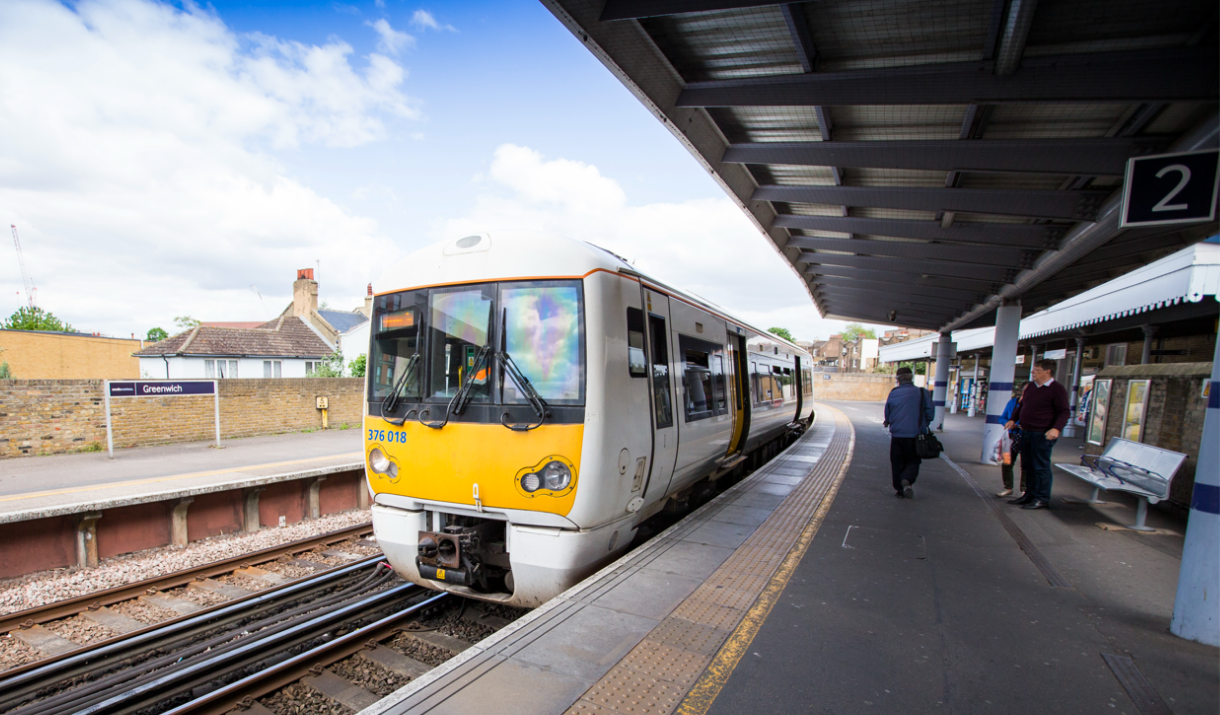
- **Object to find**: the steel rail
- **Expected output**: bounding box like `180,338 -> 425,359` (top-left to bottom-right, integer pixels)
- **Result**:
0,522 -> 373,634
27,568 -> 400,715
62,581 -> 418,715
163,592 -> 450,715
0,556 -> 387,710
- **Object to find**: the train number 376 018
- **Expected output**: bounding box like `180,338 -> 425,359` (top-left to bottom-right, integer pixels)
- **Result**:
368,429 -> 406,443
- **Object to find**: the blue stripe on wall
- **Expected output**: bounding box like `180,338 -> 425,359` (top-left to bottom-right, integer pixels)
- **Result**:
1191,482 -> 1220,515
935,381 -> 948,387
933,400 -> 945,407
1209,381 -> 1219,409
986,415 -> 1006,424
989,382 -> 1014,391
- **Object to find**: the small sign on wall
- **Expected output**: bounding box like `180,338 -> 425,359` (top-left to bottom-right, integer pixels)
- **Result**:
109,380 -> 215,397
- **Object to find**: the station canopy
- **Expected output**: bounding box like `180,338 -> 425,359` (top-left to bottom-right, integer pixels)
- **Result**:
543,0 -> 1220,331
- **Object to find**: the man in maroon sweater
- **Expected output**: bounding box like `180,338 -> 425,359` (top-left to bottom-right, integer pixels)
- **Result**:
1004,359 -> 1071,509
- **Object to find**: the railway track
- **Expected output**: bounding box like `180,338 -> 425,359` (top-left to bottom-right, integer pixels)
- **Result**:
0,527 -> 526,715
0,523 -> 380,670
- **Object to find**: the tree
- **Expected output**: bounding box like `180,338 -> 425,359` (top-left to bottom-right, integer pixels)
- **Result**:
768,327 -> 795,342
146,327 -> 168,342
4,306 -> 74,332
174,316 -> 201,330
840,323 -> 876,341
349,354 -> 367,378
311,350 -> 345,377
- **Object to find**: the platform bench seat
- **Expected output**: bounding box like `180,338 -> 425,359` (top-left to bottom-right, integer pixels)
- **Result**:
1055,438 -> 1187,531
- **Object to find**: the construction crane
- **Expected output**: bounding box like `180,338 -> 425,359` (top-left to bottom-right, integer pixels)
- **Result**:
11,224 -> 36,308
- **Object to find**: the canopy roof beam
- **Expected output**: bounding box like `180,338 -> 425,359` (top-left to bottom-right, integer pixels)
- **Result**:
724,138 -> 1167,176
677,49 -> 1219,107
789,235 -> 1032,267
774,215 -> 1061,248
798,252 -> 1017,282
756,185 -> 1108,221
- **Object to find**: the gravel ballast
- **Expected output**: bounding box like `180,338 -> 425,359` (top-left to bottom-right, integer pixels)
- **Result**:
330,656 -> 410,696
0,633 -> 40,671
0,510 -> 370,616
262,682 -> 353,715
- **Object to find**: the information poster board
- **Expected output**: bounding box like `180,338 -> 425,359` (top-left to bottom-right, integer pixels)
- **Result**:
1122,379 -> 1151,442
1087,379 -> 1111,446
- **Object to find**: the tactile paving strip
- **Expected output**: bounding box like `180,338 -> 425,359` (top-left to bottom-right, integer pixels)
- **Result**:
565,407 -> 855,715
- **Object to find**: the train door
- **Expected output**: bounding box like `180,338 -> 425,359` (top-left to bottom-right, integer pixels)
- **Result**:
725,331 -> 750,458
641,289 -> 678,501
794,356 -> 803,421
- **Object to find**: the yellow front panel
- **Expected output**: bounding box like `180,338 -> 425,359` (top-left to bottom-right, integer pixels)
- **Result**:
364,416 -> 585,516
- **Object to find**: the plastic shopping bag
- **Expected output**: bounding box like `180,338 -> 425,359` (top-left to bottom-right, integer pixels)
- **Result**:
1000,431 -> 1014,465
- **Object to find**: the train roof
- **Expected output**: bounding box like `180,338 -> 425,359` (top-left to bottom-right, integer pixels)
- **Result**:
377,231 -> 809,357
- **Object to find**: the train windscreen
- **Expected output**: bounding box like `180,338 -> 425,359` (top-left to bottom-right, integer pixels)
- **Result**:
369,280 -> 586,410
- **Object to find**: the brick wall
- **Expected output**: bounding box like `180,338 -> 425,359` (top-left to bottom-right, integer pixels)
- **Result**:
0,380 -> 106,458
813,372 -> 896,401
0,329 -> 140,379
0,378 -> 365,458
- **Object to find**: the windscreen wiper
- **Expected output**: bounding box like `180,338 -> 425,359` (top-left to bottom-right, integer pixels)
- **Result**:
421,345 -> 490,429
380,354 -> 419,426
496,350 -> 550,431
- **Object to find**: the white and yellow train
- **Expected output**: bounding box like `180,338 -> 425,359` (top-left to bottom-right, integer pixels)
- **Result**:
366,232 -> 814,607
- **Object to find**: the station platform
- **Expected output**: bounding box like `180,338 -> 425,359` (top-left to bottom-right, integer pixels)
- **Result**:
0,430 -> 361,523
361,403 -> 1219,715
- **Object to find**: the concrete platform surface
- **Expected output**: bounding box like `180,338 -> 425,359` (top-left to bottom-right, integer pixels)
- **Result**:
708,402 -> 1217,715
0,429 -> 361,521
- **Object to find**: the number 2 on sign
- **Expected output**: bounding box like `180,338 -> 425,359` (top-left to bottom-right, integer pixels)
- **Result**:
1151,164 -> 1191,212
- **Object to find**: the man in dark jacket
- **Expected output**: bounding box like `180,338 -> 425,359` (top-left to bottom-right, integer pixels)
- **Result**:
1005,359 -> 1071,510
883,366 -> 935,499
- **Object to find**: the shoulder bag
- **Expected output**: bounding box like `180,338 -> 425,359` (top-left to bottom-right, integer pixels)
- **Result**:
915,387 -> 944,459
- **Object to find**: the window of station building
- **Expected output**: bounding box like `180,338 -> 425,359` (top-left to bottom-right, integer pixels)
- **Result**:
1105,343 -> 1127,367
263,360 -> 282,378
626,308 -> 647,378
205,359 -> 237,378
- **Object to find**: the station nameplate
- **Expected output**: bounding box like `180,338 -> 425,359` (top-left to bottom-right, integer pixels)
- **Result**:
109,381 -> 216,397
1120,149 -> 1219,228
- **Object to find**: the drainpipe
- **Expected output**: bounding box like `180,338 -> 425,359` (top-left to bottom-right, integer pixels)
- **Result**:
163,355 -> 170,379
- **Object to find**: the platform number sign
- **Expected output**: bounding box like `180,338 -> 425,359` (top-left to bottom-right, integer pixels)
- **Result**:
1120,149 -> 1219,228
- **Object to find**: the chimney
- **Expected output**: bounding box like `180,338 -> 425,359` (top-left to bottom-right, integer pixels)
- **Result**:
293,268 -> 318,318
362,283 -> 373,317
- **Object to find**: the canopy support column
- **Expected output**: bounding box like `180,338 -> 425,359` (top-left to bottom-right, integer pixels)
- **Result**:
1171,334 -> 1220,646
981,302 -> 1021,464
932,333 -> 952,431
1063,337 -> 1086,438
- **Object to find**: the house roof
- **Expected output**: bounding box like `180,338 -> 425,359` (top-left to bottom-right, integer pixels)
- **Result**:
134,316 -> 333,358
318,309 -> 368,334
201,321 -> 265,329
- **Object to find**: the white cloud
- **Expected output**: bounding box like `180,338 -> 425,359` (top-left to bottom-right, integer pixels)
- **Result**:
439,145 -> 885,343
410,9 -> 456,32
0,0 -> 418,335
367,18 -> 414,55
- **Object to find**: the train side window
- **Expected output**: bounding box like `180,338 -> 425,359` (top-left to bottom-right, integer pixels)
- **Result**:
680,334 -> 721,422
751,361 -> 761,407
649,315 -> 673,428
626,308 -> 647,378
712,354 -> 727,415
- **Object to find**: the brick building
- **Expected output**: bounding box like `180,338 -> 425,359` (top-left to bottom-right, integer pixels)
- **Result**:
0,329 -> 141,379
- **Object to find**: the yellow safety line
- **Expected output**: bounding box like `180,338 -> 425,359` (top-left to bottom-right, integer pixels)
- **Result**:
0,453 -> 364,504
676,408 -> 856,715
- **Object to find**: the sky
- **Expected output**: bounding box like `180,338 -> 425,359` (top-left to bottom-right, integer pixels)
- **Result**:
0,0 -> 888,343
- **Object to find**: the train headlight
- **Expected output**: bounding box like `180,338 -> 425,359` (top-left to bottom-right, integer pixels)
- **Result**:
368,447 -> 399,480
541,461 -> 571,491
514,455 -> 576,498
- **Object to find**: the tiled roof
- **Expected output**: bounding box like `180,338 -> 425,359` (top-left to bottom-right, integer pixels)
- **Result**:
134,316 -> 332,358
318,310 -> 368,334
201,321 -> 265,329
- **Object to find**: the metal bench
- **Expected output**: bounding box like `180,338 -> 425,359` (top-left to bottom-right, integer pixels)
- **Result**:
1055,438 -> 1187,532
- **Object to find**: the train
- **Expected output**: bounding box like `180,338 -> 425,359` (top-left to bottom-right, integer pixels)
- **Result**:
365,232 -> 815,607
